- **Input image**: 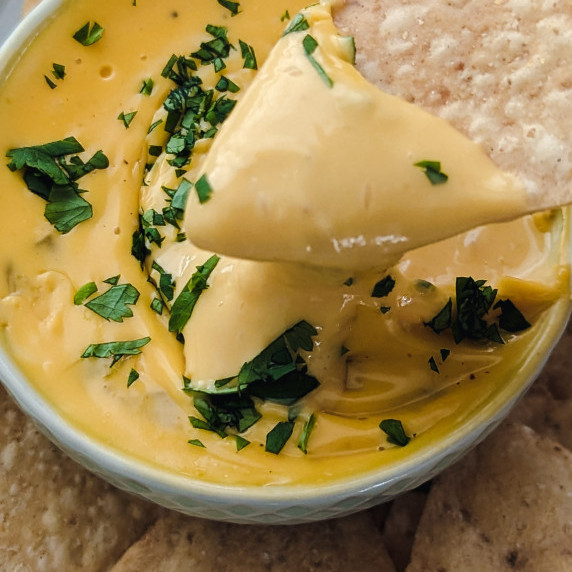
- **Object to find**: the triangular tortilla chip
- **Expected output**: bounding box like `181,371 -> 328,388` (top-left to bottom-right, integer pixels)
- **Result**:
407,423 -> 572,571
110,510 -> 396,572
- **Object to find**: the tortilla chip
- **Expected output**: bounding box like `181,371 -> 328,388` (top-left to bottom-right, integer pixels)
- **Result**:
381,491 -> 428,572
0,385 -> 159,572
110,511 -> 396,572
406,423 -> 572,571
335,1 -> 572,211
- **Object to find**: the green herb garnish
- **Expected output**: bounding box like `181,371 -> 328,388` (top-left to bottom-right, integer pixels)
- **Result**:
424,298 -> 452,334
118,111 -> 137,128
127,368 -> 140,387
379,419 -> 410,447
239,40 -> 258,69
280,10 -> 290,22
52,63 -> 66,80
168,255 -> 220,334
493,299 -> 531,333
140,78 -> 154,96
6,137 -> 108,233
73,22 -> 104,46
217,0 -> 240,15
297,413 -> 316,454
195,174 -> 213,203
81,337 -> 150,366
302,34 -> 333,87
440,348 -> 450,361
235,435 -> 250,451
428,356 -> 439,373
283,13 -> 309,35
371,275 -> 395,298
265,421 -> 295,454
188,439 -> 205,448
84,283 -> 140,322
414,160 -> 449,185
215,75 -> 240,93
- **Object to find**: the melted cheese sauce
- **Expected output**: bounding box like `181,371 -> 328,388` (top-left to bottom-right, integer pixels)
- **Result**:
0,0 -> 569,487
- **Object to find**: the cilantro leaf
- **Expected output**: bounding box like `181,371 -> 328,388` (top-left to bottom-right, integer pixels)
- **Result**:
239,40 -> 258,69
127,368 -> 140,387
81,337 -> 150,366
265,421 -> 295,454
235,435 -> 250,451
379,419 -> 410,447
217,0 -> 240,15
188,439 -> 205,448
7,138 -> 107,233
371,275 -> 395,298
84,283 -> 140,322
118,111 -> 137,128
428,356 -> 439,373
297,413 -> 316,454
51,63 -> 66,80
283,13 -> 309,35
302,34 -> 333,87
414,160 -> 449,185
493,299 -> 531,333
73,22 -> 104,46
195,174 -> 213,203
424,298 -> 453,334
44,185 -> 93,233
140,78 -> 154,96
168,255 -> 220,334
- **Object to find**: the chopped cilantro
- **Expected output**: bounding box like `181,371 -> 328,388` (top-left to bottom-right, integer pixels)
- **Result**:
74,282 -> 97,305
414,160 -> 449,185
44,75 -> 57,89
6,137 -> 108,233
168,255 -> 220,334
297,413 -> 316,454
239,40 -> 258,70
302,34 -> 333,87
84,283 -> 140,322
424,298 -> 452,334
52,63 -> 66,80
280,10 -> 290,22
428,356 -> 439,373
215,75 -> 240,93
415,279 -> 436,292
73,22 -> 104,46
283,13 -> 309,35
118,111 -> 137,128
424,277 -> 529,345
265,421 -> 295,454
493,299 -> 531,333
344,277 -> 354,287
440,348 -> 450,361
371,275 -> 395,298
188,439 -> 205,448
217,0 -> 240,15
380,306 -> 391,314
148,119 -> 162,134
150,297 -> 165,315
235,435 -> 250,451
195,174 -> 213,203
81,337 -> 150,366
127,368 -> 140,387
151,260 -> 175,302
379,419 -> 410,447
184,321 -> 319,445
103,275 -> 120,285
140,78 -> 154,96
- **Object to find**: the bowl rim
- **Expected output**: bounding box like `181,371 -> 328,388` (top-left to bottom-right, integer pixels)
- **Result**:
0,0 -> 570,514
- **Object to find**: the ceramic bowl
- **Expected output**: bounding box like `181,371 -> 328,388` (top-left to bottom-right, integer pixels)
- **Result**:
0,0 -> 570,524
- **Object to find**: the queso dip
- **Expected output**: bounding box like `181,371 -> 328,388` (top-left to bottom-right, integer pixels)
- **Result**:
0,0 -> 569,486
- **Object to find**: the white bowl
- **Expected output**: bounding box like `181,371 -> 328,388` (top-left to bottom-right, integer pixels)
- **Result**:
0,0 -> 570,524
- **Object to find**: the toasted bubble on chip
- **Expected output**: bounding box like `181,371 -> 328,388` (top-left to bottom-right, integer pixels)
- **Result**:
406,423 -> 572,571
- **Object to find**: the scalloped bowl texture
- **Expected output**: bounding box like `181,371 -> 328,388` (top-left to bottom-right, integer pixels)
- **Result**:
0,0 -> 570,524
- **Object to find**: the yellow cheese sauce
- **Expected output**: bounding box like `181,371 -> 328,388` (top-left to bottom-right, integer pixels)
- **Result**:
0,0 -> 569,487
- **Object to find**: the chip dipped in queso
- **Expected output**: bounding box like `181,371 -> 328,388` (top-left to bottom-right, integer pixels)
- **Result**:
0,0 -> 569,488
